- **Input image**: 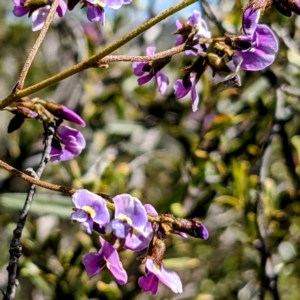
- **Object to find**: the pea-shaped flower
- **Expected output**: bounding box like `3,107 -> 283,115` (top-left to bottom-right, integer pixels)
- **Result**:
50,125 -> 86,162
232,6 -> 278,71
71,189 -> 110,234
82,237 -> 127,285
108,194 -> 153,251
138,259 -> 183,295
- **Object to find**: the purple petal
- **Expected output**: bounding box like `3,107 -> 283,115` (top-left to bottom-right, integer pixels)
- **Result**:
174,79 -> 191,99
82,217 -> 94,234
132,62 -> 147,76
72,190 -> 97,208
13,6 -> 28,17
242,7 -> 260,36
87,5 -> 105,24
144,204 -> 158,215
146,46 -> 156,56
113,194 -> 148,230
82,252 -> 105,277
190,77 -> 200,112
138,73 -> 154,85
124,224 -> 153,251
57,0 -> 67,17
175,35 -> 184,47
58,106 -> 86,127
199,224 -> 209,240
71,209 -> 89,222
138,272 -> 159,295
109,219 -> 131,239
175,20 -> 183,30
50,125 -> 85,162
31,6 -> 50,32
146,260 -> 183,294
155,71 -> 169,94
188,10 -> 202,26
100,237 -> 128,285
92,202 -> 110,226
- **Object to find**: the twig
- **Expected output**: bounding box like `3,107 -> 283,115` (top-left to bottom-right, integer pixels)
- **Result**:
0,0 -> 198,110
96,44 -> 186,65
17,0 -> 59,91
3,121 -> 56,300
0,157 -> 205,230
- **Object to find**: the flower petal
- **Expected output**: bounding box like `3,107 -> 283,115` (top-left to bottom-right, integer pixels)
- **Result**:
242,7 -> 260,37
146,260 -> 183,294
155,71 -> 169,94
113,194 -> 148,230
100,237 -> 128,285
82,252 -> 105,277
233,24 -> 278,71
138,272 -> 159,295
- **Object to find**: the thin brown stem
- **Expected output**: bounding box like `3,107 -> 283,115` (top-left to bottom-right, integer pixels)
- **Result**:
17,0 -> 59,90
4,121 -> 56,300
97,44 -> 186,65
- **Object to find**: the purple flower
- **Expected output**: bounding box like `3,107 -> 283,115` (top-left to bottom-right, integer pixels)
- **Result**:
138,259 -> 183,295
132,47 -> 169,94
174,73 -> 199,112
85,0 -> 132,25
52,105 -> 85,127
175,10 -> 211,56
13,0 -> 67,31
70,189 -> 110,234
232,6 -> 278,71
107,194 -> 153,251
13,0 -> 27,17
82,237 -> 128,285
50,125 -> 86,162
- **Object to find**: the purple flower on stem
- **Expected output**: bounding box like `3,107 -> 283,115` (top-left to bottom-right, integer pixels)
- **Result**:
108,194 -> 153,251
132,47 -> 169,94
82,237 -> 128,285
138,259 -> 183,295
174,73 -> 199,112
85,0 -> 132,25
13,0 -> 67,31
175,10 -> 211,56
71,189 -> 110,234
50,125 -> 85,162
51,105 -> 85,127
232,6 -> 278,71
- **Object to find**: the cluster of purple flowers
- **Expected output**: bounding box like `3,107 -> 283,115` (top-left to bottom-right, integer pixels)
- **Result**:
70,190 -> 209,294
12,0 -> 132,31
133,7 -> 278,112
7,98 -> 86,162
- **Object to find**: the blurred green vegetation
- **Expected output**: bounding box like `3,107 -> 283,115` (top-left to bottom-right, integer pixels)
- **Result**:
1,0 -> 300,299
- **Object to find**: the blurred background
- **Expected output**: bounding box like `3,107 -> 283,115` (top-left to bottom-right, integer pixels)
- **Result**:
0,0 -> 300,299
